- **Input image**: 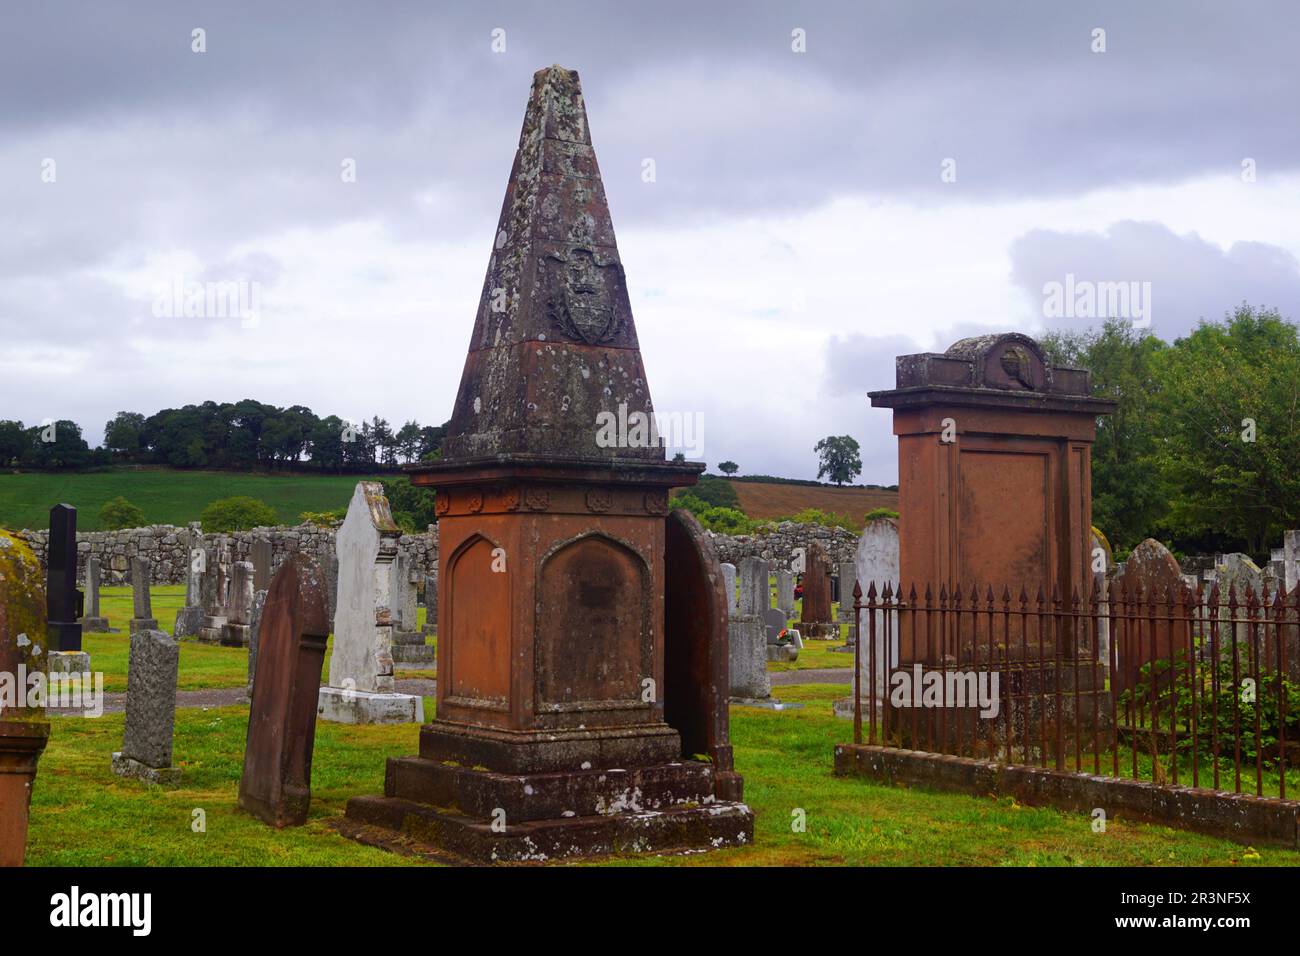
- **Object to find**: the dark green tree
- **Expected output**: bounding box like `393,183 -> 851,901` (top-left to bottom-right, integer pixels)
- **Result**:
814,435 -> 862,486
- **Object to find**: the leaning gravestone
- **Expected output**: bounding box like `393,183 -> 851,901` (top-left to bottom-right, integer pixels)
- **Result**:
245,588 -> 268,700
221,561 -> 254,647
239,552 -> 329,828
0,530 -> 52,867
834,517 -> 900,720
81,557 -> 110,633
800,541 -> 835,639
129,556 -> 159,635
318,482 -> 423,723
111,629 -> 181,787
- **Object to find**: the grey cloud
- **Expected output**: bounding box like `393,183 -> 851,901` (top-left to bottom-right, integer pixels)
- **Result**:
1009,221 -> 1300,339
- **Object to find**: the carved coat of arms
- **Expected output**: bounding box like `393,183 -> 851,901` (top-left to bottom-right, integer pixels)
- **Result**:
540,247 -> 624,345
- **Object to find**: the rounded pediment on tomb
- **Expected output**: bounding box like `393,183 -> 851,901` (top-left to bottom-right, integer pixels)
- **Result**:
946,332 -> 1052,392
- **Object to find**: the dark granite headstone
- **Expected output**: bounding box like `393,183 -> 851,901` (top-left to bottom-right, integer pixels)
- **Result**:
45,503 -> 82,652
238,552 -> 329,828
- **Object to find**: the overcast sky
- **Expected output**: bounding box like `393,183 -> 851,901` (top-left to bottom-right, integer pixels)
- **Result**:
2,1 -> 1298,483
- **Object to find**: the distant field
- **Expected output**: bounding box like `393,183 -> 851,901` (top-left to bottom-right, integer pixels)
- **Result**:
0,468 -> 389,531
727,481 -> 898,528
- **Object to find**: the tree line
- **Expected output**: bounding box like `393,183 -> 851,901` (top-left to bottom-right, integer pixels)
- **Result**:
1042,305 -> 1300,560
0,399 -> 448,473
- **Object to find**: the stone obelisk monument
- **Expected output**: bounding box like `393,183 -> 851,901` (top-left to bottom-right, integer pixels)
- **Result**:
344,65 -> 753,861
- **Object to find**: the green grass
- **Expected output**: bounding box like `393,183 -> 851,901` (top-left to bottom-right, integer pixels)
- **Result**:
88,586 -> 433,692
25,683 -> 1299,866
0,467 -> 389,531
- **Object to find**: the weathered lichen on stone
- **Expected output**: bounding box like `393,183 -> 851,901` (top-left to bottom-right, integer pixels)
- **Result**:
0,530 -> 49,721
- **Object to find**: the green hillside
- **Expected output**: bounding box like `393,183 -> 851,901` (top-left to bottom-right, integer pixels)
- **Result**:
0,468 -> 390,531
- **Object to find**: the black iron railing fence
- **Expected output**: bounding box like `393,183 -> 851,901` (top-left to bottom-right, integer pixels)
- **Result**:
850,581 -> 1300,799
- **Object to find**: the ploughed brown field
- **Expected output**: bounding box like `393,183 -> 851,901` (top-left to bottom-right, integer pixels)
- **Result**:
726,481 -> 899,527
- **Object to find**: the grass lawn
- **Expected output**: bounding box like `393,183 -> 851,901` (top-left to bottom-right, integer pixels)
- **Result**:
0,467 -> 390,531
25,682 -> 1298,866
89,586 -> 434,692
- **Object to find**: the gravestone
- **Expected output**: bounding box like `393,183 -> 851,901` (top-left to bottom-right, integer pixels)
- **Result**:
836,561 -> 857,627
421,573 -> 437,636
763,607 -> 798,662
111,629 -> 181,786
325,551 -> 339,626
197,546 -> 227,643
1216,553 -> 1263,646
776,569 -> 795,617
80,557 -> 110,633
45,504 -> 87,675
800,541 -> 835,639
662,508 -> 745,800
835,517 -> 901,719
174,526 -> 205,638
129,556 -> 159,635
1090,530 -> 1114,664
391,554 -> 435,667
238,552 -> 329,828
720,563 -> 738,610
341,66 -> 753,860
1113,538 -> 1194,694
0,530 -> 52,866
221,561 -> 254,647
250,537 -> 273,592
737,557 -> 768,616
1285,530 -> 1300,596
245,588 -> 267,700
318,482 -> 423,723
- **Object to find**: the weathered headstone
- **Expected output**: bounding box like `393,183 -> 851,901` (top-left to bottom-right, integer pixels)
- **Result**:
737,557 -> 768,616
250,537 -> 273,593
112,629 -> 181,786
775,569 -> 795,617
128,556 -> 159,635
45,504 -> 87,676
238,552 -> 329,828
0,530 -> 51,866
1285,530 -> 1300,596
763,606 -> 797,662
800,541 -> 834,638
1090,530 -> 1114,664
245,588 -> 267,700
80,557 -> 110,633
720,562 -> 738,610
173,526 -> 205,638
318,482 -> 423,723
836,561 -> 857,626
221,561 -> 254,646
197,546 -> 227,643
325,550 -> 339,626
421,573 -> 437,636
1113,538 -> 1194,694
391,554 -> 434,667
835,517 -> 901,717
1216,553 -> 1262,646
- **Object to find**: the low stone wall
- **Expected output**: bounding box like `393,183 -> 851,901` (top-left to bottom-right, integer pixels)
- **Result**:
834,742 -> 1300,849
710,522 -> 860,570
15,523 -> 440,586
15,518 -> 853,586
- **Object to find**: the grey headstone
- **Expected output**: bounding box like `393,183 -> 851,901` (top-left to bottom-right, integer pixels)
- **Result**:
117,629 -> 179,772
763,606 -> 788,644
728,616 -> 769,700
86,557 -> 101,618
720,563 -> 737,610
329,482 -> 399,694
131,556 -> 153,619
251,538 -> 273,592
1285,530 -> 1300,596
227,561 -> 255,625
837,560 -> 857,624
423,573 -> 438,635
775,569 -> 795,616
737,557 -> 768,616
852,518 -> 900,695
247,588 -> 268,696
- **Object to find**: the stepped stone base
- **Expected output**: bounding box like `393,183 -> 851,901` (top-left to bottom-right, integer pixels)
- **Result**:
196,616 -> 227,644
81,617 -> 111,633
342,757 -> 753,863
111,752 -> 181,787
317,687 -> 424,724
220,623 -> 250,647
48,651 -> 91,674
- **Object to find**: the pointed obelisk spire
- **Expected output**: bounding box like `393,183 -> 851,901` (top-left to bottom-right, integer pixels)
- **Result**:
440,66 -> 663,463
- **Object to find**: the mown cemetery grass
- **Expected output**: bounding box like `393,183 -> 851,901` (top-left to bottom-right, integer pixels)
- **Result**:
26,682 -> 1300,866
0,468 -> 385,531
88,586 -> 433,690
